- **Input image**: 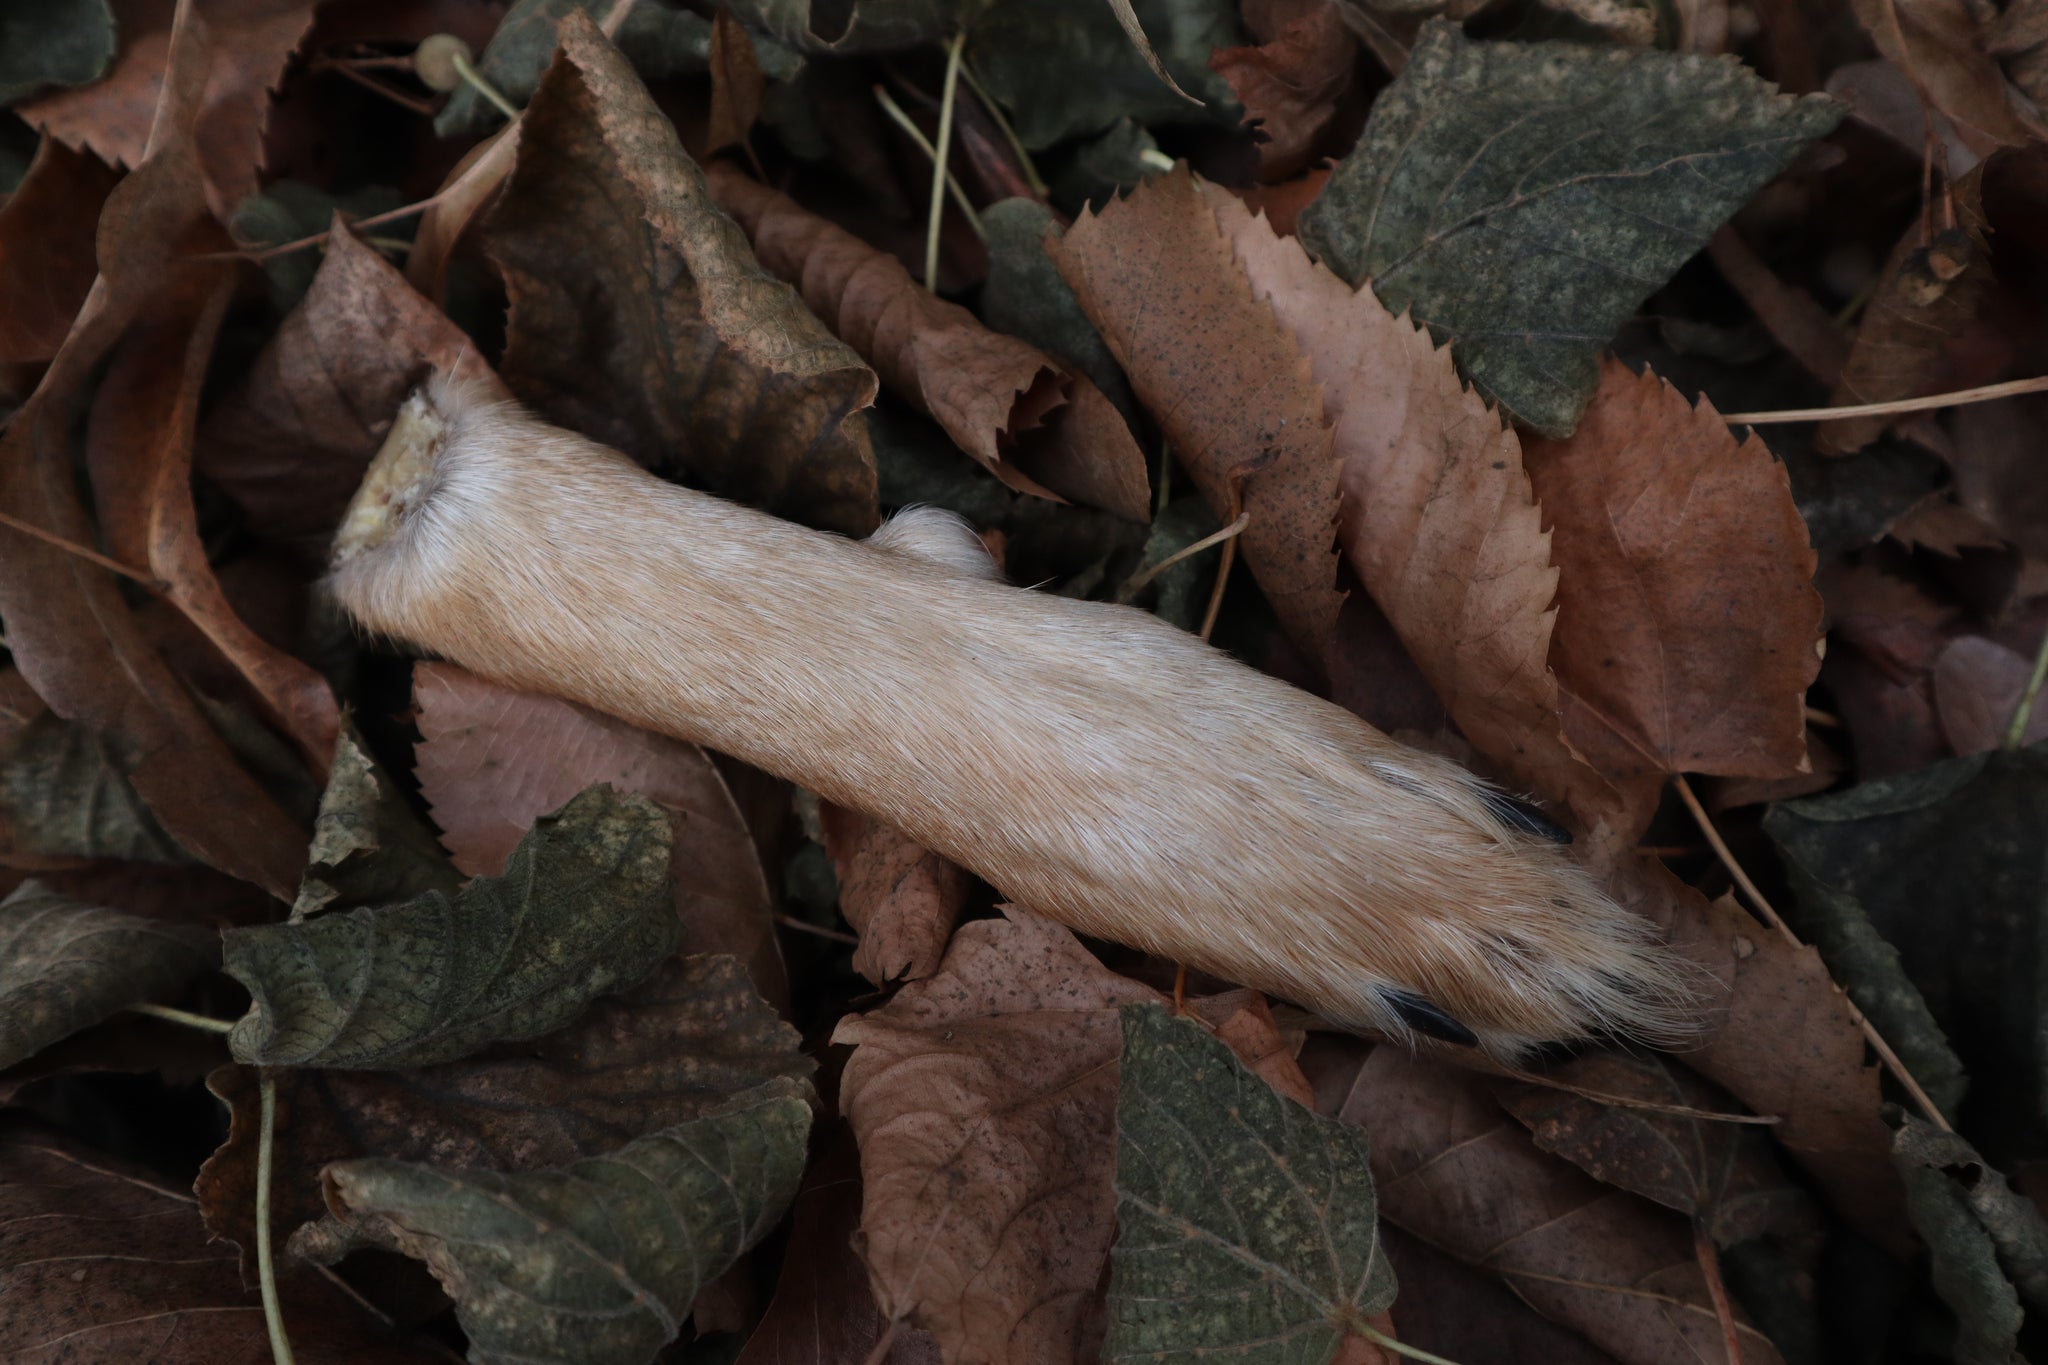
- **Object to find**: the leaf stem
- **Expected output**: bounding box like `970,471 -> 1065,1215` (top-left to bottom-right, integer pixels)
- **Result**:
925,30 -> 969,292
2003,622 -> 2048,749
1120,511 -> 1250,598
0,510 -> 162,590
958,61 -> 1047,198
1671,774 -> 1952,1131
450,47 -> 520,123
1719,373 -> 2048,424
871,86 -> 986,241
257,1072 -> 296,1365
129,1002 -> 236,1035
1693,1221 -> 1744,1365
1354,1321 -> 1467,1365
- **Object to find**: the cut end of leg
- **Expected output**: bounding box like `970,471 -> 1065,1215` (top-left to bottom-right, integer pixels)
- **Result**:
331,389 -> 450,569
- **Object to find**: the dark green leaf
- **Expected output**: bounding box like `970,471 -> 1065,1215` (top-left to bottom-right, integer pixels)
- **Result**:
982,197 -> 1140,431
971,0 -> 1239,149
1297,21 -> 1842,435
1047,116 -> 1169,208
0,0 -> 116,106
1892,1117 -> 2048,1319
293,725 -> 461,920
0,882 -> 216,1070
321,1078 -> 812,1365
1766,745 -> 2048,1162
0,709 -> 187,863
228,181 -> 405,314
1109,1004 -> 1396,1362
721,0 -> 956,52
438,0 -> 802,136
223,785 -> 679,1069
1890,1113 -> 2024,1365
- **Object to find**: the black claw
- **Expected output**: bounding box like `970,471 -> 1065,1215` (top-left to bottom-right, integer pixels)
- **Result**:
1383,989 -> 1480,1048
1481,789 -> 1572,844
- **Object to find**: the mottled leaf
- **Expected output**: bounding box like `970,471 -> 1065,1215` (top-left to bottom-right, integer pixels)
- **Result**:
1298,20 -> 1842,434
0,673 -> 185,864
1890,1114 -> 2024,1365
488,10 -> 880,536
1110,1005 -> 1394,1362
0,882 -> 216,1071
292,725 -> 461,920
321,1079 -> 811,1365
0,0 -> 116,104
223,785 -> 678,1069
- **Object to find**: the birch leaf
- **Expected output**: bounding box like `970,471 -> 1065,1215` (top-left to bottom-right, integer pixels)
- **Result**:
223,785 -> 678,1069
1298,20 -> 1842,435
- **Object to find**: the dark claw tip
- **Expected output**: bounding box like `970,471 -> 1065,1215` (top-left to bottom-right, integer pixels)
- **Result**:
1383,989 -> 1480,1048
1481,789 -> 1572,844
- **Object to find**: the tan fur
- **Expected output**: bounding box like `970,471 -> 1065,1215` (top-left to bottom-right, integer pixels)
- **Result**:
330,378 -> 1701,1058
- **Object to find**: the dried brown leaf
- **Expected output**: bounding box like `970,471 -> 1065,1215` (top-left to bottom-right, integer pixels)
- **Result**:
413,662 -> 785,1004
1187,988 -> 1318,1107
818,801 -> 967,986
1209,2 -> 1359,181
1381,1225 -> 1625,1365
1706,226 -> 1848,384
1852,0 -> 2048,150
1337,1048 -> 1784,1365
19,0 -> 319,218
0,1122 -> 444,1362
1525,361 -> 1824,842
198,222 -> 507,553
0,4 -> 307,899
1207,185 -> 1610,823
708,7 -> 767,154
1950,395 -> 2048,558
1053,167 -> 1342,658
488,12 -> 881,536
0,138 -> 121,365
833,908 -> 1160,1362
706,163 -> 1152,523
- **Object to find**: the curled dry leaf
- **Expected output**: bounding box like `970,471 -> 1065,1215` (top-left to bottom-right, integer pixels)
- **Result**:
706,162 -> 1153,523
0,882 -> 217,1071
817,801 -> 968,986
414,662 -> 786,1004
292,726 -> 460,921
0,137 -> 120,365
488,11 -> 881,536
223,786 -> 678,1069
1337,1048 -> 1783,1365
1524,360 -> 1824,842
19,0 -> 319,217
1206,184 -> 1608,823
198,221 -> 508,552
1053,166 -> 1343,659
200,952 -> 812,1279
833,908 -> 1161,1362
0,5 -> 308,899
1209,1 -> 1359,180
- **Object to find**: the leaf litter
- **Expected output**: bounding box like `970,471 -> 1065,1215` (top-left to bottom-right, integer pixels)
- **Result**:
4,1 -> 2048,1362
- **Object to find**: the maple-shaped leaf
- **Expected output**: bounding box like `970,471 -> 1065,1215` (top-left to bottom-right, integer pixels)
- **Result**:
1298,20 -> 1842,435
1109,1004 -> 1396,1362
223,786 -> 678,1069
834,908 -> 1160,1361
488,10 -> 880,536
1053,166 -> 1343,660
320,1078 -> 811,1365
1524,360 -> 1824,843
0,883 -> 216,1071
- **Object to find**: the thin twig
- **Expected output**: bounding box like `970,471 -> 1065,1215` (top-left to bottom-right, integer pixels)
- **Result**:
777,913 -> 858,945
129,1003 -> 236,1035
450,48 -> 520,122
871,86 -> 986,241
0,510 -> 161,589
1499,1067 -> 1780,1124
314,57 -> 437,115
2003,622 -> 2048,748
958,61 -> 1047,197
1720,373 -> 2048,424
1693,1222 -> 1744,1365
1355,1322 -> 1467,1365
1803,705 -> 1843,730
257,1074 -> 296,1365
1672,774 -> 1953,1131
200,193 -> 449,262
1121,512 -> 1250,598
925,30 -> 969,292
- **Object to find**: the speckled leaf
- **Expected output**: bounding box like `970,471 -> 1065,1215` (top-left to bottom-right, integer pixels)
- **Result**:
292,725 -> 460,920
1108,1004 -> 1395,1362
223,785 -> 678,1069
0,882 -> 216,1070
1297,21 -> 1842,435
1892,1117 -> 2048,1319
321,1078 -> 811,1365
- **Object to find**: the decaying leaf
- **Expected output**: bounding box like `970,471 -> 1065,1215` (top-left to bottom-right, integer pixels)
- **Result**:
818,801 -> 968,985
1109,1004 -> 1397,1361
1852,0 -> 2047,150
321,1079 -> 812,1365
0,137 -> 120,365
721,0 -> 955,53
488,11 -> 881,536
0,671 -> 185,865
1525,360 -> 1824,841
0,882 -> 216,1071
412,662 -> 786,1001
1207,184 -> 1605,822
201,952 -> 811,1278
708,7 -> 770,153
707,162 -> 1154,522
1890,1113 -> 2026,1364
834,908 -> 1160,1361
980,197 -> 1142,432
1055,166 -> 1343,659
1298,20 -> 1843,434
1209,1 -> 1358,180
1891,1115 -> 2048,1318
223,785 -> 678,1069
292,726 -> 461,921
